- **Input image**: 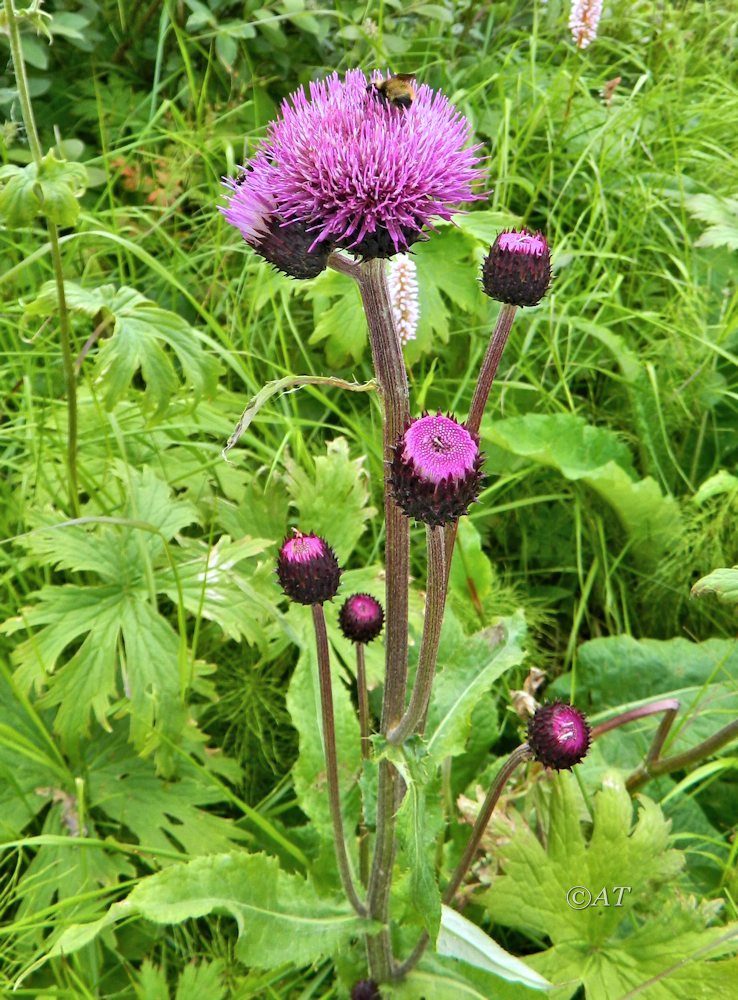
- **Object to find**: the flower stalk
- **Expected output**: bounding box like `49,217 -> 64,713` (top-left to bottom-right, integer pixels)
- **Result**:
4,0 -> 79,517
388,526 -> 447,744
311,604 -> 366,916
356,641 -> 371,886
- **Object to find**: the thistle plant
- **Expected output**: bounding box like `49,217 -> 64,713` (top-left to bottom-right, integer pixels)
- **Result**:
214,69 -> 738,989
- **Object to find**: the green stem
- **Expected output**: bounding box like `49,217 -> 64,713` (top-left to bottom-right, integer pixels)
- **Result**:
311,605 -> 366,916
4,0 -> 79,516
388,526 -> 447,744
394,744 -> 532,980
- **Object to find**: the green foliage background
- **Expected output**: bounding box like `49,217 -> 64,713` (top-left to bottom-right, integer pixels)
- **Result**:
1,0 -> 737,996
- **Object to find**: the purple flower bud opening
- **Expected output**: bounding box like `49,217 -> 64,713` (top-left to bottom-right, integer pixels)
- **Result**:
339,593 -> 385,644
221,69 -> 485,262
527,702 -> 591,771
390,413 -> 485,526
276,530 -> 341,605
482,228 -> 552,307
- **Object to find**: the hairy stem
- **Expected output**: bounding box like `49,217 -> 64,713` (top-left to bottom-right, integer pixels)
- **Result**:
395,744 -> 533,979
388,526 -> 447,744
311,605 -> 366,916
444,303 -> 517,579
354,256 -> 410,982
357,642 -> 371,886
4,0 -> 79,516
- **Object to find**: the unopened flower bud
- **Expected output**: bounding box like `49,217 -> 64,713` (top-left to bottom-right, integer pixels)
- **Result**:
339,593 -> 384,644
351,981 -> 382,1000
527,702 -> 591,770
482,229 -> 551,307
276,530 -> 341,605
390,412 -> 485,527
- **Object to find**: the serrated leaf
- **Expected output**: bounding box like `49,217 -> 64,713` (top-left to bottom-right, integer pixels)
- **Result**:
425,612 -> 526,767
483,773 -> 738,996
395,750 -> 442,940
0,151 -> 86,226
25,282 -> 220,413
484,413 -> 680,562
692,566 -> 738,604
50,853 -> 376,970
286,437 -> 376,561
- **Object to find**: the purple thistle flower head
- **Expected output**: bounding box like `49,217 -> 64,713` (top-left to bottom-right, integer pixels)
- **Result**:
527,702 -> 591,771
276,530 -> 341,605
482,228 -> 552,307
339,593 -> 384,644
221,70 -> 485,261
351,981 -> 382,1000
390,413 -> 485,527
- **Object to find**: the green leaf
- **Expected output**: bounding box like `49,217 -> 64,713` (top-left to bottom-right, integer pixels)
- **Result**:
692,566 -> 738,604
484,773 -> 738,996
448,518 -> 494,609
0,465 -> 223,766
25,282 -> 220,413
425,612 -> 527,768
286,437 -> 377,561
51,853 -> 376,970
484,413 -> 680,562
0,151 -> 87,226
437,905 -> 551,991
685,193 -> 738,252
394,749 -> 442,941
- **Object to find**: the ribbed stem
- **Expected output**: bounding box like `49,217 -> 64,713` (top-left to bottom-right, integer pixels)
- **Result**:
357,642 -> 371,886
4,0 -> 79,517
311,605 -> 366,916
394,744 -> 532,979
352,257 -> 411,983
388,526 -> 447,744
444,303 -> 517,579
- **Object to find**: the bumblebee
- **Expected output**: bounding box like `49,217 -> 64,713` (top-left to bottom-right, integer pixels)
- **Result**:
369,74 -> 416,110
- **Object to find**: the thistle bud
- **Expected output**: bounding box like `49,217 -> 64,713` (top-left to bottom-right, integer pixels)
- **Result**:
276,530 -> 341,605
389,412 -> 485,527
482,229 -> 551,307
339,593 -> 384,644
527,702 -> 591,770
222,169 -> 331,279
351,981 -> 382,1000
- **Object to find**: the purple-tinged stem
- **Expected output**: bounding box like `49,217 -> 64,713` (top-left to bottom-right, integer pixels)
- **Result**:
626,718 -> 738,793
590,698 -> 681,741
311,605 -> 367,917
330,254 -> 410,982
357,642 -> 371,887
388,526 -> 447,745
394,743 -> 533,980
444,303 -> 518,581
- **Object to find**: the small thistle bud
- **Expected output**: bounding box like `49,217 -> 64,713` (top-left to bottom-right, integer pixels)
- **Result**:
351,981 -> 382,1000
527,702 -> 591,770
339,593 -> 384,644
276,530 -> 341,605
387,255 -> 420,346
390,412 -> 485,527
482,229 -> 551,307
